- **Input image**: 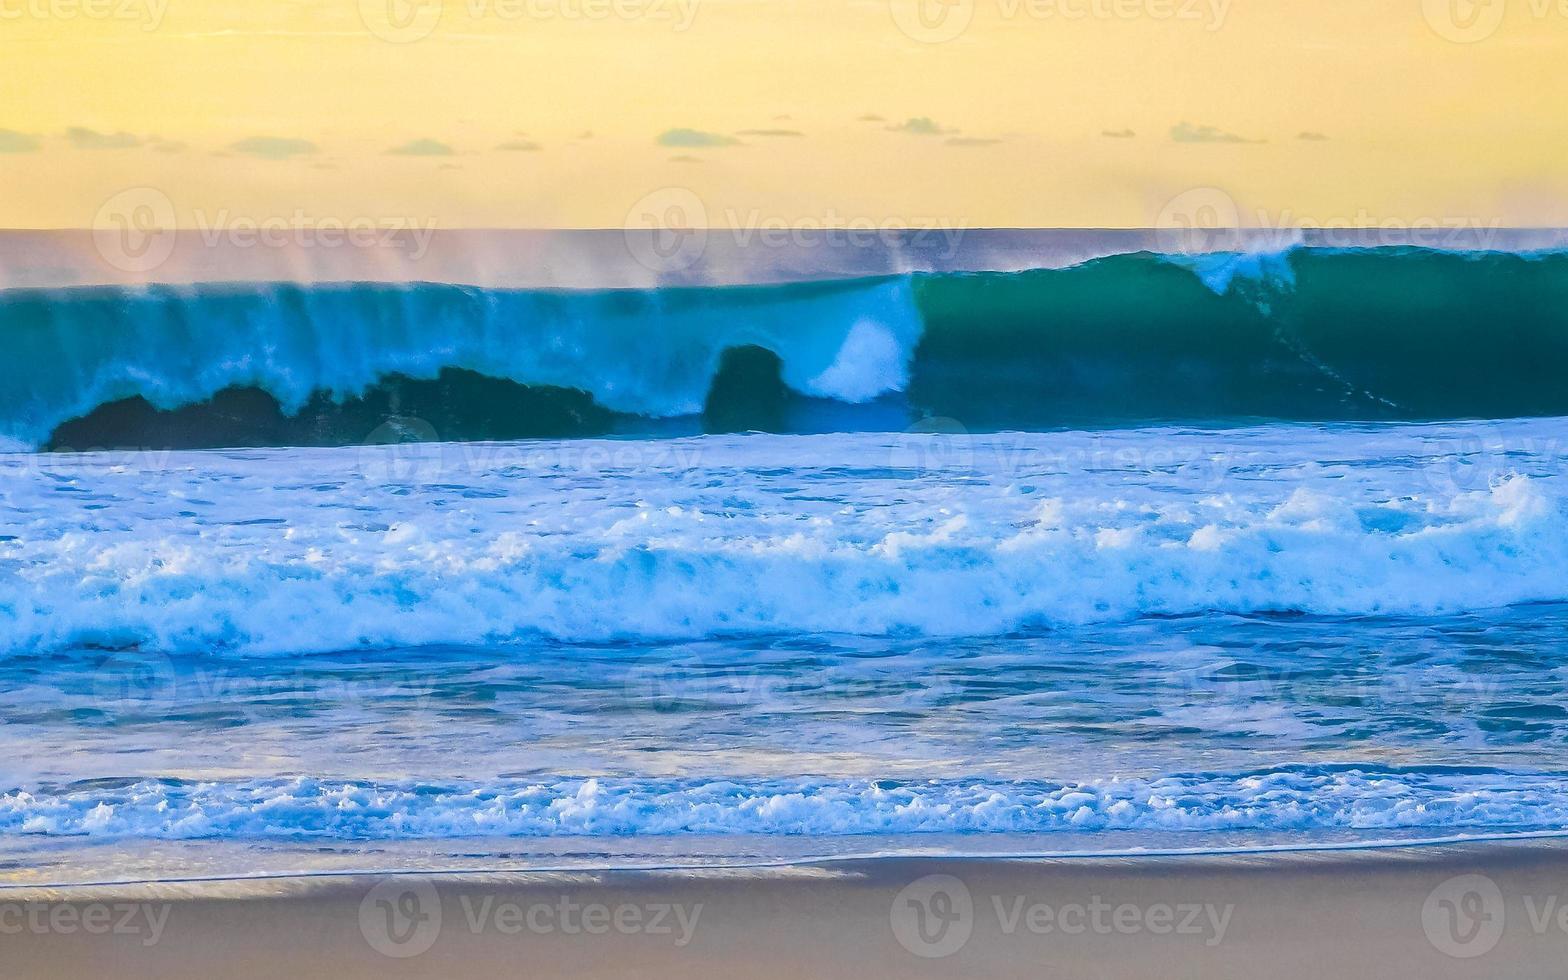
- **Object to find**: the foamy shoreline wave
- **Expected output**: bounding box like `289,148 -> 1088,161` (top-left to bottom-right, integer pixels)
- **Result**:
7,768 -> 1567,841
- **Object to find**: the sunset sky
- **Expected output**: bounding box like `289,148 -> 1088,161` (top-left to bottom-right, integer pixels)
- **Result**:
2,0 -> 1565,228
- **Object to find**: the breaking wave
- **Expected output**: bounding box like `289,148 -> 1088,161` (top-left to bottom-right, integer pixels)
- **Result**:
8,768 -> 1568,840
4,424 -> 1568,654
5,246 -> 1568,450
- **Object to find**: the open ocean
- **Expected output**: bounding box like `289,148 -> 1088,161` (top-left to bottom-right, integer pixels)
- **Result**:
5,239 -> 1568,883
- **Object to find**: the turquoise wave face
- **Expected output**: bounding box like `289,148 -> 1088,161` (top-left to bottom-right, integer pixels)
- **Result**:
910,248 -> 1568,427
3,246 -> 1568,450
4,276 -> 922,450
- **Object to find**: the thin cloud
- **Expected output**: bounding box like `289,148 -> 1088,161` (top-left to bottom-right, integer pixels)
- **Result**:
0,130 -> 40,153
889,117 -> 955,135
1171,121 -> 1264,144
1298,131 -> 1330,141
857,114 -> 886,123
736,128 -> 804,138
231,136 -> 317,159
388,138 -> 455,156
496,139 -> 543,151
657,128 -> 740,148
670,155 -> 703,164
66,127 -> 141,149
1102,128 -> 1137,139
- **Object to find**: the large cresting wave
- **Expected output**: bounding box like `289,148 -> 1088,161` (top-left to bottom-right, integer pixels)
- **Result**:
4,246 -> 1568,450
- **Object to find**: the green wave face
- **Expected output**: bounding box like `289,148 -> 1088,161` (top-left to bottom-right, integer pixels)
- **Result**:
7,247 -> 1568,450
909,249 -> 1568,427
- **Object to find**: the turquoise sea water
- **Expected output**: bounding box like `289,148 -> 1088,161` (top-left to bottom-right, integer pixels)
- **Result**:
4,420 -> 1568,880
3,244 -> 1568,882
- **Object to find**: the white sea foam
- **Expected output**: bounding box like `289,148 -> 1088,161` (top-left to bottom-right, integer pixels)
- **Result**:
3,420 -> 1568,654
5,769 -> 1566,840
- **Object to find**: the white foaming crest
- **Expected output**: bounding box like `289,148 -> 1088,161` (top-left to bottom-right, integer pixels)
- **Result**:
6,769 -> 1568,840
805,318 -> 909,402
4,421 -> 1568,655
1162,242 -> 1302,295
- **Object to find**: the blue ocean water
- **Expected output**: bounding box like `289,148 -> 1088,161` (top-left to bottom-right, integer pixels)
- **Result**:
4,420 -> 1568,880
4,242 -> 1568,882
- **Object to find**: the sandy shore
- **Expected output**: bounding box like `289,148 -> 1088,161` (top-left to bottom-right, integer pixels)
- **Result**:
5,842 -> 1568,978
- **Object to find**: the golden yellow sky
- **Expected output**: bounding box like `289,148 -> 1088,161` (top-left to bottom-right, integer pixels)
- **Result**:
1,0 -> 1565,228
